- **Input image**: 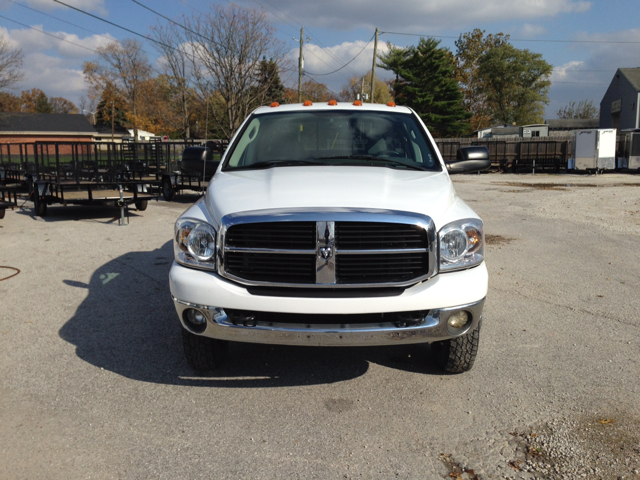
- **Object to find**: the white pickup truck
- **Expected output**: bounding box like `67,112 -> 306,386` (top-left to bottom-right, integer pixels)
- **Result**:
169,101 -> 489,373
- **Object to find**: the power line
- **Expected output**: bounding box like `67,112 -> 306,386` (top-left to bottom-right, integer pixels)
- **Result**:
6,0 -> 158,59
130,0 -> 218,47
381,30 -> 640,45
52,0 -> 177,51
0,14 -> 100,54
306,34 -> 375,76
248,0 -> 360,79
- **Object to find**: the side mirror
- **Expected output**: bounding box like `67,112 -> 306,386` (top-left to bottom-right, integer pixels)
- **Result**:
446,146 -> 491,174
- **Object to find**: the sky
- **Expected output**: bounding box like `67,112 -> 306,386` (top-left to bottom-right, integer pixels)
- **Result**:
1,0 -> 640,120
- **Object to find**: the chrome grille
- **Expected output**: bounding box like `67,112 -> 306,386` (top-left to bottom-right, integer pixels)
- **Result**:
220,210 -> 436,288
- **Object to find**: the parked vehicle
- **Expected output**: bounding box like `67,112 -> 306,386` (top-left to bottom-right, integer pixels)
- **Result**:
570,128 -> 616,172
169,102 -> 490,373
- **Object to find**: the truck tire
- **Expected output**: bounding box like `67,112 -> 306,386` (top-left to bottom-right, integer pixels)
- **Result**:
0,208 -> 5,219
182,328 -> 229,371
162,178 -> 175,201
432,321 -> 481,373
135,200 -> 148,211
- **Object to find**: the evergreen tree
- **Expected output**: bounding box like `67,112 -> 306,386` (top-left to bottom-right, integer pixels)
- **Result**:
256,58 -> 284,105
379,38 -> 470,137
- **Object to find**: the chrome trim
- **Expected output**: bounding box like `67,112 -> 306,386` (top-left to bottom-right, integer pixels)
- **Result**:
316,221 -> 336,284
337,248 -> 428,255
217,208 -> 437,289
172,297 -> 484,347
225,247 -> 316,255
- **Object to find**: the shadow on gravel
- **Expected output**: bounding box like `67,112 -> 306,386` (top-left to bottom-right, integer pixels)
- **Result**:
59,241 -> 443,388
14,204 -> 145,223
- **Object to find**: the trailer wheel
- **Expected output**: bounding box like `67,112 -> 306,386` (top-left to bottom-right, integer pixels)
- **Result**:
135,200 -> 148,211
431,320 -> 481,374
162,179 -> 175,201
182,328 -> 229,371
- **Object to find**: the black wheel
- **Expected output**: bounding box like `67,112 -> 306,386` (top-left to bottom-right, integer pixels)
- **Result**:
34,196 -> 47,217
162,179 -> 175,201
0,208 -> 5,220
182,328 -> 229,371
135,200 -> 148,211
431,321 -> 481,373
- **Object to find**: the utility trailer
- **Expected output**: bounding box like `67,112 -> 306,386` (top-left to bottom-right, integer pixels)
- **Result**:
617,129 -> 640,170
0,184 -> 19,220
515,140 -> 568,172
570,129 -> 616,173
28,141 -> 157,221
161,141 -> 223,201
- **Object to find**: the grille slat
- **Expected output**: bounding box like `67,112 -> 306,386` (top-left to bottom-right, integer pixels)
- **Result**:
336,222 -> 426,250
226,222 -> 316,249
224,220 -> 430,286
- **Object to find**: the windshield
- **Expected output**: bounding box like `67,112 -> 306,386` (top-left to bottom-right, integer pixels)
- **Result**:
222,110 -> 441,172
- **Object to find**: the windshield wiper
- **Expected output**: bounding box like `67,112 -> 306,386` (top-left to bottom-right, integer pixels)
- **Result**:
314,155 -> 426,171
233,160 -> 325,170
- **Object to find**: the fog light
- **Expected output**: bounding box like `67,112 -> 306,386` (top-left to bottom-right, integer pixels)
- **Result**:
183,308 -> 207,333
448,311 -> 470,329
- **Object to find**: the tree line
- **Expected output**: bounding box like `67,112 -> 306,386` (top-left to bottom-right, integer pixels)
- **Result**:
1,12 -> 599,140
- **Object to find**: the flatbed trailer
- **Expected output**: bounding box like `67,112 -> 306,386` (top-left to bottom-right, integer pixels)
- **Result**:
26,141 -> 160,221
32,179 -> 155,219
160,141 -> 225,201
0,185 -> 19,219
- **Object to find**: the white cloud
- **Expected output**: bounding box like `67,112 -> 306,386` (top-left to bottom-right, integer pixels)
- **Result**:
260,0 -> 591,31
1,25 -> 115,58
0,25 -> 117,106
285,40 -> 393,93
546,28 -> 640,118
19,0 -> 107,16
518,24 -> 548,38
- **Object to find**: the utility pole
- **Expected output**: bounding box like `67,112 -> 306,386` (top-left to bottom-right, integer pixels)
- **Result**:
298,27 -> 304,103
370,27 -> 378,103
111,101 -> 114,142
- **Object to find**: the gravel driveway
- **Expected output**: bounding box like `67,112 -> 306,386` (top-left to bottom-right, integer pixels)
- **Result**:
1,173 -> 639,479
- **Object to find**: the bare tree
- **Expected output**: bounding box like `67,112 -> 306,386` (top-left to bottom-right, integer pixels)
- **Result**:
84,39 -> 152,140
183,5 -> 287,139
0,34 -> 24,91
151,23 -> 193,138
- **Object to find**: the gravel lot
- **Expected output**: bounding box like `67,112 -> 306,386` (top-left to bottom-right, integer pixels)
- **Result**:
1,173 -> 640,479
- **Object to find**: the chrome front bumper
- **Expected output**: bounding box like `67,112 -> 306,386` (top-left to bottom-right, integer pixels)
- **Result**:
172,297 -> 485,347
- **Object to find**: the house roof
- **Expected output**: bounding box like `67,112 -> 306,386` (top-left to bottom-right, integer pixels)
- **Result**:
0,113 -> 96,134
93,123 -> 130,136
619,68 -> 640,91
545,118 -> 600,130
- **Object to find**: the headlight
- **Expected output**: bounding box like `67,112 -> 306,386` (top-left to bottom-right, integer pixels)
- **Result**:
438,218 -> 484,272
174,218 -> 217,270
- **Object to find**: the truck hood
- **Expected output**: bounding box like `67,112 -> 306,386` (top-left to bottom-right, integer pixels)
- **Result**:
205,166 -> 473,229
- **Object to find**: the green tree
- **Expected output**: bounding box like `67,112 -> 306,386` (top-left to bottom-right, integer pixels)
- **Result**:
556,99 -> 598,119
338,71 -> 392,104
378,38 -> 470,137
21,88 -> 53,113
455,29 -> 510,131
256,58 -> 284,105
477,43 -> 552,125
0,92 -> 21,112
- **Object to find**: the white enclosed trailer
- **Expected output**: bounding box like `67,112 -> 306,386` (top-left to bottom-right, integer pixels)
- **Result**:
618,129 -> 640,169
571,128 -> 617,172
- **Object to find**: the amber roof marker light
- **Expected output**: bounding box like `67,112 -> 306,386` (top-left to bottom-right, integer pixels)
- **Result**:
353,100 -> 362,106
328,100 -> 338,106
270,102 -> 280,107
387,101 -> 396,107
303,100 -> 313,106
